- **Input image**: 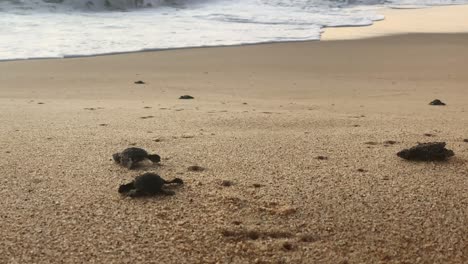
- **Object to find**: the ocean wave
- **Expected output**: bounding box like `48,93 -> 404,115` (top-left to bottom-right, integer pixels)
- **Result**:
1,0 -> 467,60
0,0 -> 466,13
0,0 -> 188,11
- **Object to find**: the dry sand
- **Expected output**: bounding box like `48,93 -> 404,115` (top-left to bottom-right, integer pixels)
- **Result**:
1,17 -> 468,264
322,5 -> 468,40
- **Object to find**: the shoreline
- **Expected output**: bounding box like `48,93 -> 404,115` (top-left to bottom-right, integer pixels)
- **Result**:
2,4 -> 468,62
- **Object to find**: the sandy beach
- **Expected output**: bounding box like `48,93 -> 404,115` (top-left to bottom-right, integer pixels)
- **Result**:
1,6 -> 468,264
323,5 -> 468,40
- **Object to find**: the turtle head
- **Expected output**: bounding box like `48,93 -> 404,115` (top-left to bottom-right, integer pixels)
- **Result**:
112,153 -> 121,163
148,154 -> 161,163
396,149 -> 410,159
118,181 -> 135,194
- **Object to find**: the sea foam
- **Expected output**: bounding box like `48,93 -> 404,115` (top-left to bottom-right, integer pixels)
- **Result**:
0,0 -> 466,60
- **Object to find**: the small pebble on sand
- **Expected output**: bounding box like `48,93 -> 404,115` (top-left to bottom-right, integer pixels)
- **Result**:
282,242 -> 294,251
221,180 -> 233,187
188,165 -> 205,172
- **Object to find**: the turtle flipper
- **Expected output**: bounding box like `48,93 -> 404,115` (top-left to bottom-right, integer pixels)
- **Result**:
160,189 -> 175,196
165,178 -> 184,185
121,157 -> 134,169
127,189 -> 144,197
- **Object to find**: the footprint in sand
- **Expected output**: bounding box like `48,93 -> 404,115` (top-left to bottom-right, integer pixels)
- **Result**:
221,228 -> 293,241
84,107 -> 104,111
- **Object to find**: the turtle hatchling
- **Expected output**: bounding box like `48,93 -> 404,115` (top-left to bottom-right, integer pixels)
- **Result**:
119,173 -> 184,197
113,147 -> 161,169
397,142 -> 454,161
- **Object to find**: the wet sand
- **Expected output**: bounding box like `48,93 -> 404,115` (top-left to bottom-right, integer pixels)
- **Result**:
1,30 -> 468,264
322,5 -> 468,40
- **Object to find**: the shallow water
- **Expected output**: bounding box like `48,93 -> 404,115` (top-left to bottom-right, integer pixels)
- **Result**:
0,0 -> 466,60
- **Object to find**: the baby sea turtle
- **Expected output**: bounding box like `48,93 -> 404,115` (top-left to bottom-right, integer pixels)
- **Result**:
113,147 -> 161,169
118,173 -> 183,197
397,142 -> 454,161
179,95 -> 194,99
429,99 -> 446,106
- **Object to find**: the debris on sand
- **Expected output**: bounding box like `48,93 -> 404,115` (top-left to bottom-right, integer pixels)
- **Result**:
221,228 -> 292,241
397,142 -> 454,161
429,99 -> 446,106
119,173 -> 183,197
282,242 -> 295,251
384,140 -> 397,145
463,139 -> 468,143
316,156 -> 328,160
221,180 -> 234,187
113,147 -> 160,169
134,80 -> 145,84
187,165 -> 205,172
179,95 -> 194,99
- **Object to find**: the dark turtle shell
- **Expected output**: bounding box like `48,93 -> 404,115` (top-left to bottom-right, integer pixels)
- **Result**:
134,173 -> 166,194
429,99 -> 446,106
113,147 -> 160,169
119,173 -> 183,197
397,142 -> 454,161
